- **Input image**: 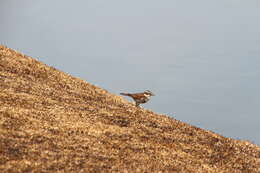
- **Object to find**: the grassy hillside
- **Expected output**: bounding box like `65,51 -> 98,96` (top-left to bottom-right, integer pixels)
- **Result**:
0,45 -> 259,173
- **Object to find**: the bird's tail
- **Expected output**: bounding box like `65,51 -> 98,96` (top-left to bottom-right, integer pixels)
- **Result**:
120,93 -> 131,96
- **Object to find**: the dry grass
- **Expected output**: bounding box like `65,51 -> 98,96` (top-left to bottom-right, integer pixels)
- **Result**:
0,45 -> 259,173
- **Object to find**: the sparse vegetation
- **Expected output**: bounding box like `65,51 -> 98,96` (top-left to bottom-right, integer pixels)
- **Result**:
0,45 -> 259,172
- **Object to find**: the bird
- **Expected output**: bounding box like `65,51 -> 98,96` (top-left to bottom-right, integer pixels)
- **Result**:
120,90 -> 155,107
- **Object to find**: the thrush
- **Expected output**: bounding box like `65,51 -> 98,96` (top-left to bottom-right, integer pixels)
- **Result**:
120,90 -> 155,107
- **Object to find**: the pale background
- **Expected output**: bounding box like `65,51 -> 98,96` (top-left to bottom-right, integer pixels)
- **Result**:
1,0 -> 259,144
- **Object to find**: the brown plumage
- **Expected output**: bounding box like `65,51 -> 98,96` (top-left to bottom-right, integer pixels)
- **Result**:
120,90 -> 155,107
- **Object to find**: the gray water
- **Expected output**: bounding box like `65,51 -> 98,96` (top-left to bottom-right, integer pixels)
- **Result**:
1,0 -> 259,144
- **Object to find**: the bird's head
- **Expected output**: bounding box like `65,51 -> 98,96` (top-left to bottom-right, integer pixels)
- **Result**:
144,90 -> 155,96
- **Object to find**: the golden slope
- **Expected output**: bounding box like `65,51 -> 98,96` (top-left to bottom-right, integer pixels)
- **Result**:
0,45 -> 259,173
